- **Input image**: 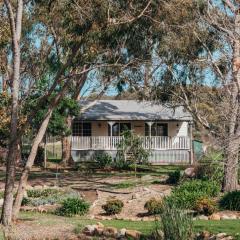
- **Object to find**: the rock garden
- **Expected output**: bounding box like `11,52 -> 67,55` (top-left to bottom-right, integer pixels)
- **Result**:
0,152 -> 240,240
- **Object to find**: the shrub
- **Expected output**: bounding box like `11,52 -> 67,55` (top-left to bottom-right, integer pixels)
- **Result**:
167,170 -> 181,184
144,198 -> 163,215
27,188 -> 60,198
195,150 -> 224,184
102,199 -> 124,215
165,180 -> 221,209
220,191 -> 240,211
175,180 -> 220,197
95,152 -> 112,169
21,197 -> 31,206
56,197 -> 90,217
194,197 -> 217,216
112,158 -> 130,170
160,204 -> 193,240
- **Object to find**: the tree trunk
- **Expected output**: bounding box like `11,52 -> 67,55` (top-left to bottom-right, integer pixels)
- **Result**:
61,117 -> 72,166
12,76 -> 73,220
1,0 -> 23,226
223,12 -> 240,192
12,110 -> 53,221
62,136 -> 72,166
224,137 -> 239,191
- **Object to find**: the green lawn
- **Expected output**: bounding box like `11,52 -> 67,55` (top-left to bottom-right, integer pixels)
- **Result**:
16,212 -> 240,238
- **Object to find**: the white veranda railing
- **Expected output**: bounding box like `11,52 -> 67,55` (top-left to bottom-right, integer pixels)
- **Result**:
71,136 -> 190,150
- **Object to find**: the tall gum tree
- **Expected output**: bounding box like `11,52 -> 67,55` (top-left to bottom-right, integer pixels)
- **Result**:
1,0 -> 23,226
1,0 -> 162,224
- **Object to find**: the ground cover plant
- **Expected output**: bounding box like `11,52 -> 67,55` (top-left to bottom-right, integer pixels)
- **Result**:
193,197 -> 217,216
166,169 -> 182,184
220,191 -> 240,211
165,180 -> 221,210
95,152 -> 112,169
144,198 -> 164,215
56,197 -> 90,217
22,188 -> 82,207
102,199 -> 124,215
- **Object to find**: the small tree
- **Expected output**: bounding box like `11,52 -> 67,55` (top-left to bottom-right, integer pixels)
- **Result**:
116,130 -> 150,173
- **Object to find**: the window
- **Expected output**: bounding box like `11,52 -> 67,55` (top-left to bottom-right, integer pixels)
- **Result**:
108,122 -> 131,136
145,123 -> 168,136
72,121 -> 92,136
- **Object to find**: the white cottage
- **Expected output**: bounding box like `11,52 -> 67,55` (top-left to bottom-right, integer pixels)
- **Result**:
71,100 -> 193,165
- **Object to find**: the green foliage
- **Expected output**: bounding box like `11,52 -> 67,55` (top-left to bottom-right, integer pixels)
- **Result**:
165,180 -> 221,209
195,150 -> 224,184
144,198 -> 163,215
23,188 -> 82,207
115,130 -> 150,169
220,191 -> 240,211
95,152 -> 112,169
21,197 -> 31,206
194,197 -> 217,216
160,204 -> 193,240
24,96 -> 79,137
56,197 -> 90,217
112,159 -> 130,170
102,199 -> 124,215
167,169 -> 182,184
27,188 -> 60,198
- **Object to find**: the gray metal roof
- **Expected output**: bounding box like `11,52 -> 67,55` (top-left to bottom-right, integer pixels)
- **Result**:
77,100 -> 192,121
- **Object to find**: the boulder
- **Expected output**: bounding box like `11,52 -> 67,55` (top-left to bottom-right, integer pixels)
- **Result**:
102,227 -> 118,238
184,167 -> 196,178
198,215 -> 209,220
221,214 -> 238,220
96,222 -> 104,228
117,228 -> 126,238
215,233 -> 227,239
197,231 -> 211,240
209,213 -> 221,221
126,230 -> 142,239
82,225 -> 96,236
95,227 -> 104,236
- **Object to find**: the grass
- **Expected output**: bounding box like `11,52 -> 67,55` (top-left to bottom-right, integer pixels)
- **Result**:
16,212 -> 240,238
112,181 -> 138,189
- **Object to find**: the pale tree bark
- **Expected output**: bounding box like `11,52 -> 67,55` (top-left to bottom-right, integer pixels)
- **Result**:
223,12 -> 240,192
1,0 -> 23,226
61,69 -> 88,166
61,117 -> 72,166
12,76 -> 81,220
12,108 -> 53,220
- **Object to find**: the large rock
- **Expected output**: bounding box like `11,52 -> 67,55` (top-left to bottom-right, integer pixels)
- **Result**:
209,213 -> 221,221
197,231 -> 211,240
96,222 -> 104,228
215,233 -> 227,239
117,228 -> 126,238
184,167 -> 196,178
126,230 -> 142,239
198,215 -> 209,220
102,227 -> 118,238
82,225 -> 96,236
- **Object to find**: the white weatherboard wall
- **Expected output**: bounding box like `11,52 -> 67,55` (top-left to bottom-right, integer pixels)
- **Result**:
168,121 -> 188,137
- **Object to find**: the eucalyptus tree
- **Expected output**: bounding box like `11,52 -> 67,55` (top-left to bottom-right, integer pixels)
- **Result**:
121,0 -> 240,192
1,0 -> 164,225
